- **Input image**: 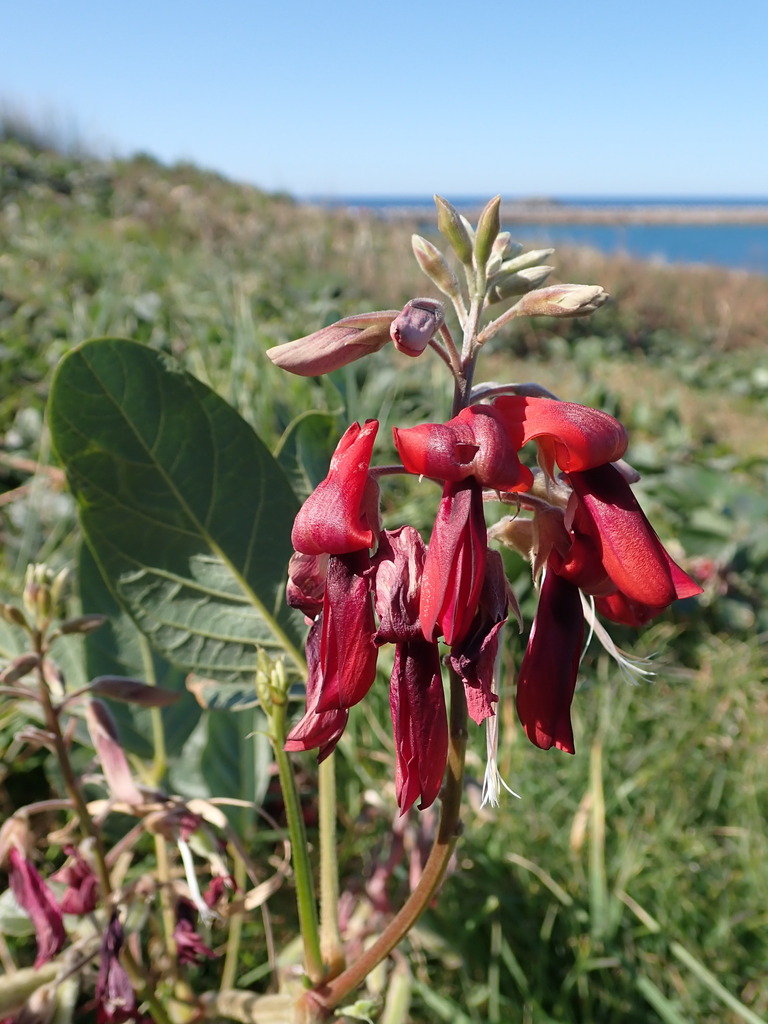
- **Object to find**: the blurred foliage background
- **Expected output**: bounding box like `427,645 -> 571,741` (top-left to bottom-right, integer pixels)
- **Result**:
1,127 -> 767,1023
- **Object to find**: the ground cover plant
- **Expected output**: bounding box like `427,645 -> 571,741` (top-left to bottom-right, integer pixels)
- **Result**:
1,135 -> 767,1024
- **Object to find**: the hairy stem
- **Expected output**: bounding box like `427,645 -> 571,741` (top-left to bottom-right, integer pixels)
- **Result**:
318,753 -> 344,975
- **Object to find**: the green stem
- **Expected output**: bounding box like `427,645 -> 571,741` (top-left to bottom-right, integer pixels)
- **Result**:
305,668 -> 468,1017
318,753 -> 344,975
269,699 -> 325,984
221,854 -> 247,990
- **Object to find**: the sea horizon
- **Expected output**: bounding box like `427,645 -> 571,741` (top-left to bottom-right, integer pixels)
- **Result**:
309,195 -> 768,274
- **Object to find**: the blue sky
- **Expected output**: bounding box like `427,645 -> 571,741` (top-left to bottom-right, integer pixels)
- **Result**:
3,0 -> 766,198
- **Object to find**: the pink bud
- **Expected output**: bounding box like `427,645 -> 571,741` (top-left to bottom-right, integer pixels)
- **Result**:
389,298 -> 445,357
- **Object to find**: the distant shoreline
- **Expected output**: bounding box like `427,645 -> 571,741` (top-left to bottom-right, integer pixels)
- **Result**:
333,201 -> 768,226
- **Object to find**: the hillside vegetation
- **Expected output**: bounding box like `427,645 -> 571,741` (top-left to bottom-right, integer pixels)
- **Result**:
1,137 -> 767,1023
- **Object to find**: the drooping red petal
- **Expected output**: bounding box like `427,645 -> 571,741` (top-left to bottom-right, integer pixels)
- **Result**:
284,618 -> 349,759
393,405 -> 531,491
449,550 -> 508,724
594,590 -> 667,626
389,640 -> 448,813
316,552 -> 379,711
291,420 -> 379,555
516,571 -> 583,754
420,480 -> 487,645
569,464 -> 703,608
493,395 -> 628,477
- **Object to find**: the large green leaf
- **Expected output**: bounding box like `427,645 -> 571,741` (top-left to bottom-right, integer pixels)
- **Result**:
48,338 -> 306,686
79,541 -> 200,759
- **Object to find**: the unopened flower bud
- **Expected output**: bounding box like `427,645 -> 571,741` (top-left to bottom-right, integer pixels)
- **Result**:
488,515 -> 534,557
390,298 -> 445,357
58,613 -> 107,635
0,652 -> 40,685
267,310 -> 398,377
489,265 -> 554,303
434,194 -> 473,265
1,603 -> 29,629
516,284 -> 609,318
411,235 -> 461,299
497,247 -> 555,275
474,195 -> 501,271
486,232 -> 520,275
85,699 -> 144,805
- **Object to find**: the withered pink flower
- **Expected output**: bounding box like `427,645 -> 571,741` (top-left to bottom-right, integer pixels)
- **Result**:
95,914 -> 138,1024
8,847 -> 65,967
173,899 -> 217,965
389,298 -> 445,357
394,405 -> 532,492
515,570 -> 584,753
52,844 -> 99,915
291,420 -> 380,556
568,464 -> 703,609
266,310 -> 398,376
492,395 -> 628,479
286,551 -> 328,618
420,479 -> 487,646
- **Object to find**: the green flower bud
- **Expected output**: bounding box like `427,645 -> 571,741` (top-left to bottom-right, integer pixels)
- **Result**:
434,194 -> 473,265
474,195 -> 501,271
411,234 -> 461,299
490,265 -> 554,303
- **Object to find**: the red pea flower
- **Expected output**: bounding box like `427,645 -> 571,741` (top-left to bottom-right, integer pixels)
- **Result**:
393,405 -> 532,492
568,464 -> 703,609
492,395 -> 628,478
420,479 -> 488,646
8,847 -> 65,967
291,420 -> 380,556
516,569 -> 584,754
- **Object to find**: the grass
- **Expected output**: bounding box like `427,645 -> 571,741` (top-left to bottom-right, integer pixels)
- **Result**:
2,138 -> 767,1022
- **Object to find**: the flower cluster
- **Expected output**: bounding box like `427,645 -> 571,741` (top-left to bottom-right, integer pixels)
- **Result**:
271,195 -> 702,815
283,397 -> 701,811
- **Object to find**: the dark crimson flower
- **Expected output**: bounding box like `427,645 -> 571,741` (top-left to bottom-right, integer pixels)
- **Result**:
492,395 -> 628,478
420,479 -> 488,646
95,914 -> 138,1024
389,639 -> 448,813
173,899 -> 217,966
449,550 -> 509,725
568,464 -> 703,608
291,420 -> 380,556
393,405 -> 532,492
8,847 -> 65,967
52,844 -> 99,916
367,526 -> 426,644
515,569 -> 584,753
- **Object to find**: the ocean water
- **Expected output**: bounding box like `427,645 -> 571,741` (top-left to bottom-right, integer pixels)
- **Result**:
317,197 -> 768,274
